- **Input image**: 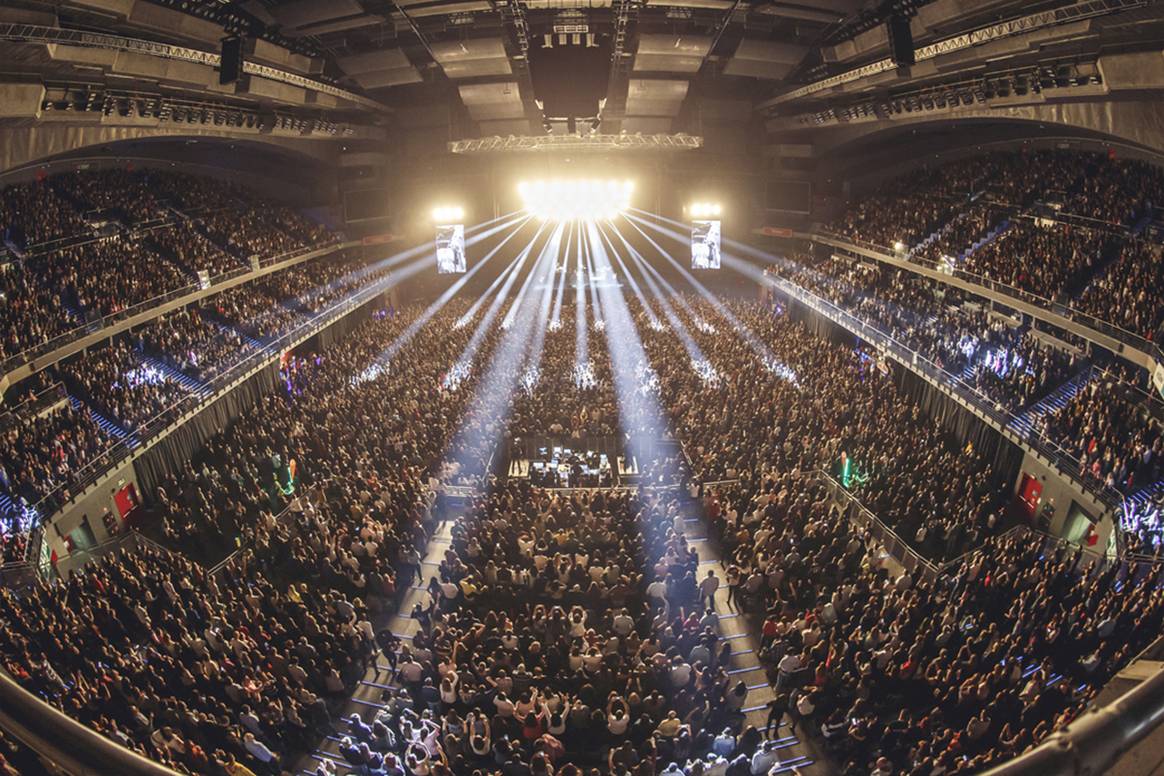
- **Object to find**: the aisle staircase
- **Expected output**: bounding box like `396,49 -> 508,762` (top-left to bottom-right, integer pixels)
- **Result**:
685,512 -> 820,773
299,515 -> 457,776
67,395 -> 131,441
211,320 -> 264,350
1008,368 -> 1093,441
960,219 -> 1011,263
910,225 -> 949,258
138,355 -> 212,398
298,499 -> 828,775
0,492 -> 32,523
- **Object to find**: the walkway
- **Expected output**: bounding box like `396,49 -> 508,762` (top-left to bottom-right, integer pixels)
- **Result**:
680,502 -> 831,775
298,512 -> 453,775
300,494 -> 838,775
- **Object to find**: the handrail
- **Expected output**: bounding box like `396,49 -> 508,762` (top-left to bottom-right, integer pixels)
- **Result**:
813,469 -> 942,580
0,668 -> 181,776
6,271 -> 396,527
810,229 -> 1159,359
981,653 -> 1164,776
206,480 -> 329,576
939,526 -> 1026,571
0,382 -> 66,427
0,239 -> 344,378
0,530 -> 184,773
764,271 -> 1123,509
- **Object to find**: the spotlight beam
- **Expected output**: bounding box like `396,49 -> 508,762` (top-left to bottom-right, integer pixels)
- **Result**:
628,206 -> 795,271
615,216 -> 705,318
593,223 -> 660,327
581,226 -> 603,325
601,220 -> 707,365
623,212 -> 799,383
522,223 -> 565,386
466,210 -> 523,235
367,212 -> 533,296
457,221 -> 549,368
457,241 -> 527,327
502,222 -> 564,330
549,222 -> 571,327
445,223 -> 563,481
373,215 -> 533,366
574,223 -> 589,368
584,220 -> 669,462
307,211 -> 528,308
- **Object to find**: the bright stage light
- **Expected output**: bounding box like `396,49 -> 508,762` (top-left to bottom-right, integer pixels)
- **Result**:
688,202 -> 722,218
517,179 -> 633,222
432,205 -> 465,224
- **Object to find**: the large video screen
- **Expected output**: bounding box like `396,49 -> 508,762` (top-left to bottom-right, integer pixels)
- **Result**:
691,220 -> 721,269
436,224 -> 466,274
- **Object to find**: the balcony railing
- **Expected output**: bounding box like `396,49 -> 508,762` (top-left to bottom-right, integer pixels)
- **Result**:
3,271 -> 395,531
0,240 -> 345,380
765,271 -> 1125,510
810,229 -> 1161,361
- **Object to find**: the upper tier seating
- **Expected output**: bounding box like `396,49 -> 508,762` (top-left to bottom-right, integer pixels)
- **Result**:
0,168 -> 339,361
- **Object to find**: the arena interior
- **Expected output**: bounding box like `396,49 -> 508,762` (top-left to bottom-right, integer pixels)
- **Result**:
4,1 -> 1164,775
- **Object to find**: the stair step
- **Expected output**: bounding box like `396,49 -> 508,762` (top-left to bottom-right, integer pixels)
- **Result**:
139,355 -> 211,397
68,395 -> 131,440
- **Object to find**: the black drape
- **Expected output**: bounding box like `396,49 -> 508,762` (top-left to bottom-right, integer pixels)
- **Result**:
133,363 -> 280,497
774,283 -> 1023,493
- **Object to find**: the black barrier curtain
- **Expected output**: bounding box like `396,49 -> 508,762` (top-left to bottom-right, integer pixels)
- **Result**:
133,363 -> 281,498
783,295 -> 856,347
893,366 -> 998,451
992,434 -> 1025,493
132,292 -> 389,498
776,289 -> 1023,495
312,292 -> 388,350
892,364 -> 1023,490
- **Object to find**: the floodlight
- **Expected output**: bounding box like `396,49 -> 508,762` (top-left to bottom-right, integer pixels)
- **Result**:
432,206 -> 465,224
688,202 -> 722,218
516,178 -> 634,222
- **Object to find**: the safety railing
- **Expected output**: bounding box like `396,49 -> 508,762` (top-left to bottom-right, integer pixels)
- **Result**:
939,526 -> 1026,572
6,271 -> 395,527
208,480 -> 329,577
813,470 -> 942,582
0,667 -> 181,776
810,230 -> 1159,358
764,271 -> 1124,509
0,382 -> 67,431
983,637 -> 1164,776
0,240 -> 344,378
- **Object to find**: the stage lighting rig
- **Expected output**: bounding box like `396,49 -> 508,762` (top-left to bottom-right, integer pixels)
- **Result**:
517,179 -> 633,222
687,202 -> 722,218
432,206 -> 465,224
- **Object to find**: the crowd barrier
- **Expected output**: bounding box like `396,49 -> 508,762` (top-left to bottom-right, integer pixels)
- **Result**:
810,229 -> 1163,367
764,270 -> 1124,510
4,270 -> 394,530
812,470 -> 942,582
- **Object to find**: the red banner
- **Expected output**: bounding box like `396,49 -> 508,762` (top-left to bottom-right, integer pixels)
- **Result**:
757,226 -> 794,238
360,233 -> 401,246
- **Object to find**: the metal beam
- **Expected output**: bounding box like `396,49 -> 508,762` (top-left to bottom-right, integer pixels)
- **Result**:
449,132 -> 703,153
0,23 -> 390,113
758,0 -> 1149,111
603,0 -> 640,119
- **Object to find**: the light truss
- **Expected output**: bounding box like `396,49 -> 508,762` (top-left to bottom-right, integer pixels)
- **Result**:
761,0 -> 1148,110
0,23 -> 388,113
449,132 -> 702,154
